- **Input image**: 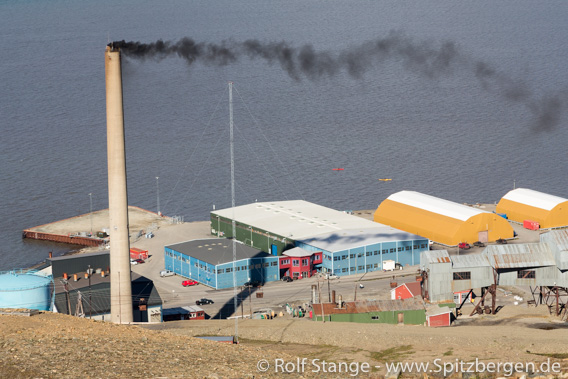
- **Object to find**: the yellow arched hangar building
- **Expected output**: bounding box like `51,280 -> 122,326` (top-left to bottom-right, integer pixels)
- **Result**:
496,188 -> 568,229
374,191 -> 514,246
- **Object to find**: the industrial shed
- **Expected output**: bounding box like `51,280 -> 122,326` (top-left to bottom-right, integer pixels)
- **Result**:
47,251 -> 109,278
311,297 -> 426,325
296,227 -> 428,277
374,191 -> 514,246
496,188 -> 568,229
420,250 -> 453,303
423,237 -> 568,303
211,200 -> 393,255
483,243 -> 558,287
540,229 -> 568,270
449,254 -> 494,293
165,239 -> 279,289
53,275 -> 162,322
211,200 -> 429,277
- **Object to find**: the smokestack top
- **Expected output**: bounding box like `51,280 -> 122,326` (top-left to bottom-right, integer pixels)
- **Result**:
106,43 -> 121,52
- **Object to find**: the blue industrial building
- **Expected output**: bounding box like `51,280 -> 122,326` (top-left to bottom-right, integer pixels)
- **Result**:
296,227 -> 429,276
165,239 -> 280,289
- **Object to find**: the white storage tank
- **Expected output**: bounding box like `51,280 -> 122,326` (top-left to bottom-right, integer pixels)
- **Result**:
0,269 -> 53,311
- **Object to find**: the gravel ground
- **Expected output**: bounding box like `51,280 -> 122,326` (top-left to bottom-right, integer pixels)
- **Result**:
1,306 -> 567,378
0,312 -> 318,379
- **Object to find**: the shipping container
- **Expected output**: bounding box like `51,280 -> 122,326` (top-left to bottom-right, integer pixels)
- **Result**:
523,220 -> 540,231
130,247 -> 149,260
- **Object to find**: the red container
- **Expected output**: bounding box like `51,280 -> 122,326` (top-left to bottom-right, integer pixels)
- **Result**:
523,220 -> 540,230
130,247 -> 149,260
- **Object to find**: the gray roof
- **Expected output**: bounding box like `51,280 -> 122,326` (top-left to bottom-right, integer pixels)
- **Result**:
451,254 -> 491,269
48,250 -> 109,262
282,247 -> 314,258
297,227 -> 427,253
212,200 -> 389,240
53,275 -> 162,316
166,238 -> 272,266
426,306 -> 454,317
162,306 -> 204,316
483,243 -> 556,269
541,230 -> 568,251
422,250 -> 451,264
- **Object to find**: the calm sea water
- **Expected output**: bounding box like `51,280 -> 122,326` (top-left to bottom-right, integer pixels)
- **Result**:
1,0 -> 567,271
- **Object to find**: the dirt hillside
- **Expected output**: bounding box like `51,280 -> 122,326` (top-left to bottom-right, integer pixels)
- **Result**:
2,307 -> 568,378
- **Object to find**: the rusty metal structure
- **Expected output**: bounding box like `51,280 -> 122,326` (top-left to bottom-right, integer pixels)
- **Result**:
469,268 -> 498,316
421,230 -> 568,319
529,286 -> 568,320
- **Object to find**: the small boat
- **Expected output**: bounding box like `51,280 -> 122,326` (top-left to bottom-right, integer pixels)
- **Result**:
332,168 -> 344,171
378,178 -> 392,181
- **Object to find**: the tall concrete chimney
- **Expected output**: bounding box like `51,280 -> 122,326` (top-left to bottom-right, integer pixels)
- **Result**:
105,45 -> 133,323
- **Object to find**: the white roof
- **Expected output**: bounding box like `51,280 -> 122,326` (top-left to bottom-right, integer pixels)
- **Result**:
282,247 -> 314,258
212,200 -> 387,240
501,188 -> 567,211
387,191 -> 488,222
298,227 -> 427,253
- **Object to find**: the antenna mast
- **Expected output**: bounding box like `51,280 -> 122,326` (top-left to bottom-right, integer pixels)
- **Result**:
229,82 -> 238,342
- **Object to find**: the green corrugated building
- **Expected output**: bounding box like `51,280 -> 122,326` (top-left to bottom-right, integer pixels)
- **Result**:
311,297 -> 426,325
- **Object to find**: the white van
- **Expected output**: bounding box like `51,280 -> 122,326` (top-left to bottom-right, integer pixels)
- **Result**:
160,270 -> 175,277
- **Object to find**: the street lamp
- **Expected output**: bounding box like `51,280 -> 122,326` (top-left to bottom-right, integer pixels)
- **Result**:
88,193 -> 93,235
156,177 -> 160,215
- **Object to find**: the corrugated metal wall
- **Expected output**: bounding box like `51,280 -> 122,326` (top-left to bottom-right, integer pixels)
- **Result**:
49,253 -> 110,278
425,261 -> 453,303
210,215 -> 291,255
451,266 -> 494,292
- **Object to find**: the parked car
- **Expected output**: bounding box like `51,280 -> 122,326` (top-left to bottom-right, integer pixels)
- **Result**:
244,280 -> 261,287
196,298 -> 214,305
281,276 -> 293,282
134,259 -> 145,264
473,241 -> 485,247
130,259 -> 138,265
160,270 -> 174,277
496,238 -> 508,244
458,242 -> 471,249
182,280 -> 199,287
325,274 -> 339,279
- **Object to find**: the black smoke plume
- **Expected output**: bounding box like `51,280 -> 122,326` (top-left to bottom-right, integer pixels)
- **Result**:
111,32 -> 565,131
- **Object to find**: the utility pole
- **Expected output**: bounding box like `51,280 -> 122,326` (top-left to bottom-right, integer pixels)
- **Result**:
241,287 -> 244,319
327,278 -> 331,302
317,279 -> 325,323
88,265 -> 92,319
249,285 -> 252,318
354,281 -> 358,301
60,278 -> 71,315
